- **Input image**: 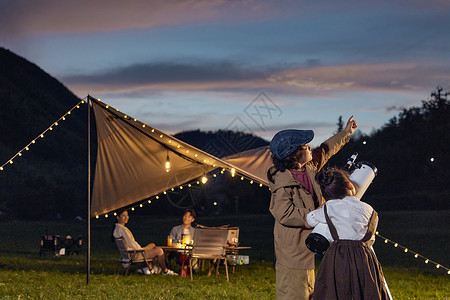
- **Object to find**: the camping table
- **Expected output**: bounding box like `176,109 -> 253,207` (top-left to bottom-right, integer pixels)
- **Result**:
226,246 -> 251,273
160,246 -> 193,276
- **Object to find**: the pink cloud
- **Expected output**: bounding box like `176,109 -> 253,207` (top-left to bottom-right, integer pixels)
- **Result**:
63,61 -> 449,98
0,0 -> 278,38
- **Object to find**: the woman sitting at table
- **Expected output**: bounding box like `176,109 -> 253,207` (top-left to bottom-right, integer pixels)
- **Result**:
111,209 -> 177,276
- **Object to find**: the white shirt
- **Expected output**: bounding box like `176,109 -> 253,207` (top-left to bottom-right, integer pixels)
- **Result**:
307,196 -> 377,244
113,223 -> 142,250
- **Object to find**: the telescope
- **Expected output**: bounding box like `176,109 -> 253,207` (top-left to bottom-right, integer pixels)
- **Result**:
305,153 -> 378,255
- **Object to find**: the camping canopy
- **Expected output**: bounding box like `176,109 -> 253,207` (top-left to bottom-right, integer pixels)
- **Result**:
90,97 -> 271,216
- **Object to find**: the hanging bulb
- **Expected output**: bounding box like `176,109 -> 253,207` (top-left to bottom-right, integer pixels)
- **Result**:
165,152 -> 170,172
201,174 -> 208,184
231,168 -> 236,177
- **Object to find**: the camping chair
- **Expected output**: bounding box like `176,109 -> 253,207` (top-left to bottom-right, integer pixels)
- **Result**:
115,237 -> 155,275
189,227 -> 229,281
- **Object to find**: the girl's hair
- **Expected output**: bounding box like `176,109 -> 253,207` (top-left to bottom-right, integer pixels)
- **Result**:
315,168 -> 351,200
111,209 -> 127,243
268,148 -> 302,183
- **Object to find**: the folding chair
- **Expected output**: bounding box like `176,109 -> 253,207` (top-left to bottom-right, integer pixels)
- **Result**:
189,227 -> 229,281
115,237 -> 155,275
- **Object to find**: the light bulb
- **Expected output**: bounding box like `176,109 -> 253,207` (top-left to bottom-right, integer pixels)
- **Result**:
165,154 -> 170,172
202,175 -> 208,184
231,168 -> 236,177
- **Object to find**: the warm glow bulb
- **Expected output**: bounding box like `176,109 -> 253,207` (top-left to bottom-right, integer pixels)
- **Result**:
425,259 -> 429,263
436,264 -> 440,268
156,196 -> 159,199
180,186 -> 183,189
394,243 -> 398,247
105,214 -> 108,218
131,207 -> 135,211
95,215 -> 99,219
140,204 -> 143,207
165,154 -> 170,172
404,248 -> 408,252
148,200 -> 152,203
384,239 -> 388,243
213,202 -> 217,206
414,254 -> 419,258
18,153 -> 22,156
241,176 -> 244,180
250,180 -> 253,184
113,212 -> 117,216
202,176 -> 208,184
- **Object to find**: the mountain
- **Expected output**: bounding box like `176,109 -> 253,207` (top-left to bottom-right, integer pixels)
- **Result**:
0,47 -> 92,220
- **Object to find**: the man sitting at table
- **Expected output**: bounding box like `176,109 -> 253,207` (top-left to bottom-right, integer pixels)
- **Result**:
169,209 -> 196,241
168,209 -> 198,273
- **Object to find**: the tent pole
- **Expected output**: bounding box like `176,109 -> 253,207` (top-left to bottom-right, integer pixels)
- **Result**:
87,95 -> 91,285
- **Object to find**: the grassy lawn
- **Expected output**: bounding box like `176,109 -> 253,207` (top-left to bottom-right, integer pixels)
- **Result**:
0,211 -> 449,299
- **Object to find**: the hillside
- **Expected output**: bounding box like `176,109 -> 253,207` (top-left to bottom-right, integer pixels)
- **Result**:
0,47 -> 92,219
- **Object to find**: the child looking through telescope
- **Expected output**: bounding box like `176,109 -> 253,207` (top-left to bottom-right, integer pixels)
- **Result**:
306,168 -> 389,299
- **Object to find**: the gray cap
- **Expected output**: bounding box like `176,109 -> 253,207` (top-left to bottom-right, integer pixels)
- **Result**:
270,129 -> 314,160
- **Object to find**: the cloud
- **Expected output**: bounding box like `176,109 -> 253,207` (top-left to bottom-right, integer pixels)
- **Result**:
63,59 -> 450,99
0,0 -> 280,38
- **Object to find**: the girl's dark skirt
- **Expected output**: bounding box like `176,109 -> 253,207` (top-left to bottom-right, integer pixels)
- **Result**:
314,240 -> 389,300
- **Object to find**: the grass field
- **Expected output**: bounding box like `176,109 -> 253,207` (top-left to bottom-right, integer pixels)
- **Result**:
0,211 -> 449,299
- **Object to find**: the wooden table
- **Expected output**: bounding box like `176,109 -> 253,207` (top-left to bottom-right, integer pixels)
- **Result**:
160,246 -> 192,276
159,245 -> 252,275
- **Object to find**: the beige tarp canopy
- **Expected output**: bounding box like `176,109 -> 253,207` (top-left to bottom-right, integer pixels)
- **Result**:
90,97 -> 272,216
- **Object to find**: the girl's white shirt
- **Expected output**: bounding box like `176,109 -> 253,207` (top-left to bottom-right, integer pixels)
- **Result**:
113,223 -> 142,250
307,196 -> 377,244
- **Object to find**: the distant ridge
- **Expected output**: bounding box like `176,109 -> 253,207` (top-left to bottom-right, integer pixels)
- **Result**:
0,47 -> 90,219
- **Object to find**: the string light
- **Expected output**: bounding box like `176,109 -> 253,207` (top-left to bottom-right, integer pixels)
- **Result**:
0,100 -> 85,172
165,152 -> 171,172
376,232 -> 449,275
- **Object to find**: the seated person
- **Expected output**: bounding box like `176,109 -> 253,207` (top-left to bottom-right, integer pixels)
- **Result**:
169,209 -> 196,241
111,209 -> 177,276
168,209 -> 198,273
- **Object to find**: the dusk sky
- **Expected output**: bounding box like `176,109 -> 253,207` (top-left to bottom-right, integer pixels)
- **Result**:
1,0 -> 449,145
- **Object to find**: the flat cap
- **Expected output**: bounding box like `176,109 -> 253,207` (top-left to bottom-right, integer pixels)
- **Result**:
270,129 -> 314,160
